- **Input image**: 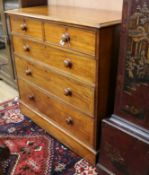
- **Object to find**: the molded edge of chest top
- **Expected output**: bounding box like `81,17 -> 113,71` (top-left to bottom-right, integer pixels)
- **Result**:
6,5 -> 122,28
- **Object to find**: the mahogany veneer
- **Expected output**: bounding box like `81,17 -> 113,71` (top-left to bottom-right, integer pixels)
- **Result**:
6,5 -> 121,164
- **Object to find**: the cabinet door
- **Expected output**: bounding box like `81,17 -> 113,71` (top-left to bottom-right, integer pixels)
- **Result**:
0,35 -> 8,65
0,0 -> 17,87
0,10 -> 9,72
0,34 -> 14,79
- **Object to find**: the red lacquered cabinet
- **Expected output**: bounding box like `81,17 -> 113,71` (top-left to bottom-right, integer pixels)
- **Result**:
97,0 -> 149,174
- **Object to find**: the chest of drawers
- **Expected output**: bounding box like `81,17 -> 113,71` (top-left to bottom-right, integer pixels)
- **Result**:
6,6 -> 121,164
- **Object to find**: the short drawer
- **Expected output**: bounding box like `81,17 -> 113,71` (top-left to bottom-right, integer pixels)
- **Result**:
13,36 -> 96,83
10,16 -> 43,40
44,22 -> 96,56
18,78 -> 95,147
12,35 -> 45,60
15,56 -> 95,115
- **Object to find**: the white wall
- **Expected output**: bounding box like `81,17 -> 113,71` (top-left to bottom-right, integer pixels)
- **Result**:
48,0 -> 123,11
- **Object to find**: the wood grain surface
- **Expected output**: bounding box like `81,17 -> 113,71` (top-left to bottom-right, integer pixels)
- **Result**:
44,22 -> 96,56
15,56 -> 95,115
12,35 -> 96,83
20,102 -> 97,164
6,5 -> 121,28
18,78 -> 95,147
10,16 -> 43,40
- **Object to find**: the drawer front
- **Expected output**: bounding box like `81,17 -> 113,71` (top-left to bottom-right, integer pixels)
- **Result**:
13,36 -> 96,83
18,78 -> 95,147
15,56 -> 94,115
10,16 -> 43,40
44,22 -> 96,56
13,36 -> 45,60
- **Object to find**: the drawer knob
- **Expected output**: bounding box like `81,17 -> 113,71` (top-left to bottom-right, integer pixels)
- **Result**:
66,117 -> 73,125
64,88 -> 72,96
25,69 -> 32,76
28,94 -> 35,100
60,33 -> 70,46
23,45 -> 30,52
20,23 -> 27,31
64,59 -> 72,68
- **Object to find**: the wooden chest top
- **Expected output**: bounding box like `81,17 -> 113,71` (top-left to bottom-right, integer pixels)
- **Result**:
6,5 -> 121,28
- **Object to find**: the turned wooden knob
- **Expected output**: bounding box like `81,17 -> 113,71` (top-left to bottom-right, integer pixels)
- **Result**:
66,117 -> 73,125
64,88 -> 72,96
23,45 -> 30,52
64,59 -> 72,68
20,23 -> 27,31
60,33 -> 70,46
28,94 -> 35,100
25,69 -> 32,76
61,33 -> 70,42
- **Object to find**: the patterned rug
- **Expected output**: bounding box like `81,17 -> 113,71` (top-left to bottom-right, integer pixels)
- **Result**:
0,97 -> 98,175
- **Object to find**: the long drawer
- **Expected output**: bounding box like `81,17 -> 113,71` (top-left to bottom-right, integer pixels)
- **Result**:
15,56 -> 95,115
18,78 -> 95,147
10,16 -> 43,40
12,35 -> 96,83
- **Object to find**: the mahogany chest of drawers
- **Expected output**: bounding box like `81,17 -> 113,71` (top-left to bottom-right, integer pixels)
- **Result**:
6,6 -> 121,164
